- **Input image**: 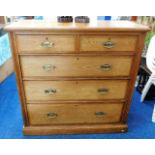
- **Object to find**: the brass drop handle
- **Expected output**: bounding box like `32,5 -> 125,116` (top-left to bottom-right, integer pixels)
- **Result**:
44,88 -> 57,95
47,112 -> 58,118
95,112 -> 106,117
98,88 -> 109,94
103,40 -> 115,49
42,64 -> 56,72
100,64 -> 112,71
40,37 -> 55,48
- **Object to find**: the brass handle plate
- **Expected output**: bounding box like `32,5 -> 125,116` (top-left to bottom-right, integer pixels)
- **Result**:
103,40 -> 115,49
44,88 -> 57,95
40,37 -> 54,48
95,112 -> 106,117
100,64 -> 112,71
47,112 -> 58,118
98,88 -> 109,94
42,64 -> 56,72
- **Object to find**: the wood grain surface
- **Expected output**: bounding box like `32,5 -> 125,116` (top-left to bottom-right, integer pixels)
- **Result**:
24,80 -> 128,101
27,103 -> 123,125
20,55 -> 133,77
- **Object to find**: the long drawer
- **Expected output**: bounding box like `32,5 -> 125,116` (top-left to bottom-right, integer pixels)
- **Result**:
16,34 -> 75,53
24,80 -> 128,101
27,103 -> 123,125
20,55 -> 132,77
80,35 -> 137,52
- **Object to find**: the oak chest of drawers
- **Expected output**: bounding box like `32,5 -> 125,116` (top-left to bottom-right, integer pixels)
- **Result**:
5,20 -> 149,135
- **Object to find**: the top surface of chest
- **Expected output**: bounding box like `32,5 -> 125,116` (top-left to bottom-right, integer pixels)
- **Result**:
5,20 -> 149,32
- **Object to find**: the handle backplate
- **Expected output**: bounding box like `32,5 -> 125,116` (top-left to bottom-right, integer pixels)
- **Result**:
103,40 -> 115,49
95,112 -> 106,117
100,64 -> 112,71
98,88 -> 109,94
42,64 -> 56,72
44,88 -> 57,95
40,37 -> 54,48
47,112 -> 58,118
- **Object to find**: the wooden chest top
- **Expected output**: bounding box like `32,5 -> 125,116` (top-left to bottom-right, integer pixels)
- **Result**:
5,20 -> 149,32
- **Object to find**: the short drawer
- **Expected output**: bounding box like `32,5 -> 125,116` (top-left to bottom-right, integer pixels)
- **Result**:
80,35 -> 137,52
27,103 -> 123,125
20,55 -> 132,77
24,80 -> 128,101
16,34 -> 75,53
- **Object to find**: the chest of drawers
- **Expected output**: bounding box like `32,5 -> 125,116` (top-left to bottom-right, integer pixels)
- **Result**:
5,20 -> 149,135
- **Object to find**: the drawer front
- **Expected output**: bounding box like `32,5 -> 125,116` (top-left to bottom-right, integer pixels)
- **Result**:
27,103 -> 123,125
20,56 -> 132,77
80,35 -> 137,52
24,80 -> 128,101
16,35 -> 75,53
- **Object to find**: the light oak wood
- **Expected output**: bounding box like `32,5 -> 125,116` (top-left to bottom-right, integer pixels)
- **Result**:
20,55 -> 133,77
24,80 -> 128,101
27,103 -> 123,125
18,51 -> 136,56
23,123 -> 128,135
80,35 -> 137,52
5,20 -> 149,135
16,34 -> 75,53
27,99 -> 126,104
8,33 -> 29,126
5,20 -> 149,32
